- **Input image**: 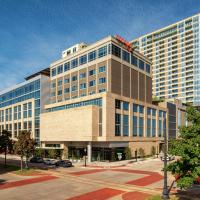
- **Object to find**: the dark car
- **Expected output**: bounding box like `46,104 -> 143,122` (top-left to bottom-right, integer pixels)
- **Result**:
30,157 -> 44,163
55,160 -> 72,167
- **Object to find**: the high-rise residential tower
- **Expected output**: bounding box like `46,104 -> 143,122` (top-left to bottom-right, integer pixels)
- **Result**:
131,13 -> 200,106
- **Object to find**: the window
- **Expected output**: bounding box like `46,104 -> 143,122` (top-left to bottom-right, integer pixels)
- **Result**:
131,55 -> 138,66
115,99 -> 121,109
80,83 -> 86,90
51,92 -> 56,97
139,117 -> 144,137
51,82 -> 56,88
88,51 -> 96,62
80,72 -> 86,79
99,88 -> 106,93
139,105 -> 144,114
28,102 -> 32,118
72,75 -> 77,81
122,50 -> 130,63
72,85 -> 77,92
123,115 -> 129,136
133,116 -> 137,136
79,55 -> 87,65
115,113 -> 121,136
133,104 -> 138,112
89,69 -> 96,76
89,91 -> 95,95
146,64 -> 151,73
112,44 -> 121,58
64,88 -> 70,93
89,80 -> 96,87
99,77 -> 106,84
58,80 -> 62,86
64,78 -> 70,84
123,101 -> 129,110
147,118 -> 151,137
23,104 -> 27,119
147,108 -> 151,115
139,60 -> 145,70
98,46 -> 107,57
64,62 -> 70,71
71,58 -> 78,68
99,66 -> 106,73
51,68 -> 56,77
18,105 -> 21,119
57,90 -> 62,96
152,119 -> 156,137
57,65 -> 63,74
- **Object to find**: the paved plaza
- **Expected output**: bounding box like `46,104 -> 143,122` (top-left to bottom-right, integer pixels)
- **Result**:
0,158 -> 199,200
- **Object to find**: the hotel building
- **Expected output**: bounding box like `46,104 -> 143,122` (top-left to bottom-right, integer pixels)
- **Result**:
0,69 -> 50,144
131,13 -> 200,106
40,36 -> 168,161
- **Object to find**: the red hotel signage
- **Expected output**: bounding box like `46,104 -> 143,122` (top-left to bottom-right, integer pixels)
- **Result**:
115,35 -> 133,52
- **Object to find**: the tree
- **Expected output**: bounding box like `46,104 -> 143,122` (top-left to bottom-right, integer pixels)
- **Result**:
14,131 -> 35,171
48,148 -> 57,159
0,130 -> 13,166
138,148 -> 145,159
35,148 -> 45,158
167,106 -> 200,189
124,147 -> 132,160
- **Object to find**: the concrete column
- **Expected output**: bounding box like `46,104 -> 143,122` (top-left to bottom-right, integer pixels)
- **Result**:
87,142 -> 92,162
62,142 -> 68,159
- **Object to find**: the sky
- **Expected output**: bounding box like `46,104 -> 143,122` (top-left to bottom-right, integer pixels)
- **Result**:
0,0 -> 200,91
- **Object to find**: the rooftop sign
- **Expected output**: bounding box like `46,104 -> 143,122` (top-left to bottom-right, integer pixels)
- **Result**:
115,35 -> 133,52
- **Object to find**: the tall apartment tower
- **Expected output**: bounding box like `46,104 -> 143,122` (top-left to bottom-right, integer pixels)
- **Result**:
131,14 -> 200,106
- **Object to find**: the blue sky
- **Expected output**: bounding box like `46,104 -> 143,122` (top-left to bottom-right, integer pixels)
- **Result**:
0,0 -> 200,91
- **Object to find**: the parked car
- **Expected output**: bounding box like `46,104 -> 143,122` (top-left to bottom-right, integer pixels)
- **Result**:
55,160 -> 73,167
161,155 -> 175,161
30,157 -> 44,163
44,159 -> 57,165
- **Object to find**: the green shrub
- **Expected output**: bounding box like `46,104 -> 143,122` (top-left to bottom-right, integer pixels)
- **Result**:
138,148 -> 145,159
124,147 -> 132,160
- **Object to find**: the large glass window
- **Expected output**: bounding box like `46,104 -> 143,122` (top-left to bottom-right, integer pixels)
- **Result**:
57,65 -> 63,74
79,55 -> 87,65
139,105 -> 144,114
51,68 -> 56,77
139,117 -> 144,137
152,119 -> 156,137
139,60 -> 145,70
98,46 -> 107,58
115,113 -> 121,136
112,44 -> 121,58
71,58 -> 78,68
72,85 -> 77,92
64,62 -> 70,71
146,64 -> 151,73
133,116 -> 137,136
88,51 -> 96,62
115,99 -> 121,109
131,55 -> 138,67
147,118 -> 151,137
123,115 -> 129,136
123,101 -> 129,110
64,88 -> 70,93
133,104 -> 138,112
122,50 -> 130,63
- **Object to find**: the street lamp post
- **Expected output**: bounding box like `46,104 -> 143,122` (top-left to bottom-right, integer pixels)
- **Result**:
135,149 -> 138,162
162,128 -> 169,200
84,148 -> 87,167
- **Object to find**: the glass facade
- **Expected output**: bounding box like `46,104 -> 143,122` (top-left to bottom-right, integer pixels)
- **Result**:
0,76 -> 46,145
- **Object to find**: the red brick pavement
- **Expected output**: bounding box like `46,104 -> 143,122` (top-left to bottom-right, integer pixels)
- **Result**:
0,175 -> 58,190
66,188 -> 125,200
